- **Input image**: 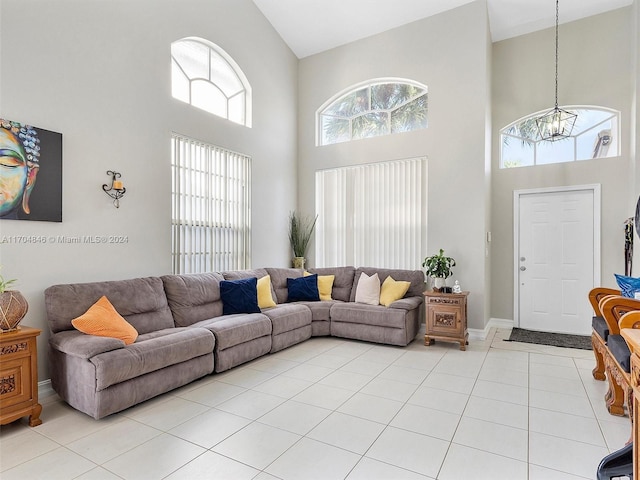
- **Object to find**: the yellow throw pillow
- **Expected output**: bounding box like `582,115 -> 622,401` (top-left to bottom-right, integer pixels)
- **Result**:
379,276 -> 411,307
71,296 -> 138,345
257,275 -> 277,308
304,271 -> 335,301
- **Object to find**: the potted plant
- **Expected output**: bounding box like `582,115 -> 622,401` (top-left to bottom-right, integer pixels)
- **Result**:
288,211 -> 318,269
0,268 -> 28,331
422,249 -> 456,292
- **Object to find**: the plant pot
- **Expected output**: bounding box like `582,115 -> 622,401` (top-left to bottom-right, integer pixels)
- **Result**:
292,257 -> 305,269
0,290 -> 29,331
432,277 -> 446,292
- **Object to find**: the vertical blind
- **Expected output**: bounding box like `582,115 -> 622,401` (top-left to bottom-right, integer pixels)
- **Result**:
315,157 -> 426,270
171,133 -> 251,274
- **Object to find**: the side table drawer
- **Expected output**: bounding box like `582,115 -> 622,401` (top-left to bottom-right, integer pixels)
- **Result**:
426,296 -> 464,307
0,356 -> 33,408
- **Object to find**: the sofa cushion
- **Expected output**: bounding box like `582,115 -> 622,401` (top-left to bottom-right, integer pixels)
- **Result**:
223,268 -> 277,300
331,302 -> 408,329
190,313 -> 272,350
72,296 -> 138,345
287,275 -> 320,302
161,273 -> 225,327
307,267 -> 355,302
261,304 -> 312,335
220,277 -> 261,315
297,300 -> 335,322
349,267 -> 425,302
379,276 -> 411,307
45,277 -> 174,335
265,268 -> 304,303
90,327 -> 215,391
354,272 -> 381,306
592,315 -> 609,341
608,334 -> 631,373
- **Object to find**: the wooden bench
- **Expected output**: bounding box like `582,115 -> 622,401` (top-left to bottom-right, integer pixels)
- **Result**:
597,295 -> 640,416
589,287 -> 620,382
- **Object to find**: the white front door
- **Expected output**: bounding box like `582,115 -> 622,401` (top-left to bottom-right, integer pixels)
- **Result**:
515,186 -> 600,335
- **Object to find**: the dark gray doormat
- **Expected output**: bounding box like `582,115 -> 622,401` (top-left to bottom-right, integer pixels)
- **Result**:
505,328 -> 592,350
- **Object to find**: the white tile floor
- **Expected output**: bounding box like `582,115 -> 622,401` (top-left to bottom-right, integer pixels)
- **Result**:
0,327 -> 632,480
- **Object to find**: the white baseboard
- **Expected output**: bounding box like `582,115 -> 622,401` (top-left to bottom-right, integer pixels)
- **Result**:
489,317 -> 515,329
38,379 -> 55,399
468,317 -> 514,340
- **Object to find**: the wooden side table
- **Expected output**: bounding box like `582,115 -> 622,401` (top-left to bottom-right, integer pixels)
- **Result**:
0,326 -> 42,427
424,291 -> 469,351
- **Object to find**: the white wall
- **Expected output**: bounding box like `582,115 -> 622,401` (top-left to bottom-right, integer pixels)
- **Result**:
491,7 -> 635,320
0,0 -> 298,380
297,1 -> 492,330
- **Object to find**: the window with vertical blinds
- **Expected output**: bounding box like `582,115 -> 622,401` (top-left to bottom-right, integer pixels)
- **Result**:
171,133 -> 251,274
315,157 -> 426,269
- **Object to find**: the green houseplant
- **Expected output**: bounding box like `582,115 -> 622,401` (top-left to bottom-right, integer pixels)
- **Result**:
0,267 -> 28,331
422,249 -> 456,291
288,211 -> 318,269
0,269 -> 16,293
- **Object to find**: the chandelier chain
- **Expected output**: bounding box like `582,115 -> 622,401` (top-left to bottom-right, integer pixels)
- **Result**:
554,0 -> 559,108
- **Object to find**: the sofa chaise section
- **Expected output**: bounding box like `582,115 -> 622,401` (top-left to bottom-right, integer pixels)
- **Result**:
161,272 -> 272,372
330,267 -> 425,346
45,276 -> 215,419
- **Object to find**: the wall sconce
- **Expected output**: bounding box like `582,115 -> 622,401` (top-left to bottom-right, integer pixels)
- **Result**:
102,170 -> 126,208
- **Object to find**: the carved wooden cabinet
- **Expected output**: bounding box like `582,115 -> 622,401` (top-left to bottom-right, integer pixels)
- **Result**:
424,291 -> 469,351
0,326 -> 42,427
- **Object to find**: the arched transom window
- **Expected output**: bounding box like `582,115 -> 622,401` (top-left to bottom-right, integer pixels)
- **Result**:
318,79 -> 428,146
171,37 -> 252,127
500,106 -> 619,168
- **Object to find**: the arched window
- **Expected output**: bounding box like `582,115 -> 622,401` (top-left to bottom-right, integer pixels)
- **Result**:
171,37 -> 252,127
317,79 -> 428,146
500,106 -> 619,168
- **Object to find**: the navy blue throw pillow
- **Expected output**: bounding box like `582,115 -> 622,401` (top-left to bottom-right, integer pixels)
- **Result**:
287,274 -> 320,302
220,277 -> 261,315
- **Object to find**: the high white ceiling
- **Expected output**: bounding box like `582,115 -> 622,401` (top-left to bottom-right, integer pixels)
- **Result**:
252,0 -> 634,58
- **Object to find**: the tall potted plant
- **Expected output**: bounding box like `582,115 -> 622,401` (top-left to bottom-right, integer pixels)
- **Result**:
288,211 -> 318,269
0,268 -> 28,331
422,249 -> 456,292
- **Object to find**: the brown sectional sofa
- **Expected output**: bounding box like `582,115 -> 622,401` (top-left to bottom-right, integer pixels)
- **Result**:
44,266 -> 425,419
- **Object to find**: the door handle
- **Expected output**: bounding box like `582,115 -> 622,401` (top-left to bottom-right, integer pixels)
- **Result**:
520,266 -> 526,271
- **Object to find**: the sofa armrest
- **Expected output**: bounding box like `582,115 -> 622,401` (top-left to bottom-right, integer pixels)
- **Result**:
50,330 -> 125,359
387,296 -> 423,311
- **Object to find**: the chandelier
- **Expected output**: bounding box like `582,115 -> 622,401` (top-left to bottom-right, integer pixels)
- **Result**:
535,0 -> 577,141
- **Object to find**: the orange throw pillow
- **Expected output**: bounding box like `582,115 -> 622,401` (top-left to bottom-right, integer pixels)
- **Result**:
71,296 -> 138,345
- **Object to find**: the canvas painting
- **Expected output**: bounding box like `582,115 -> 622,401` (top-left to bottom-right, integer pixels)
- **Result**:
0,118 -> 62,222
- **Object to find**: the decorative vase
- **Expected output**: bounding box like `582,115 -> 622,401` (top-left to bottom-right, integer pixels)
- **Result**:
293,257 -> 305,269
0,290 -> 29,331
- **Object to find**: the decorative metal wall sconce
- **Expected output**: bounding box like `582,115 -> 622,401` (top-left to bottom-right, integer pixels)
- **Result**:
102,170 -> 126,208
